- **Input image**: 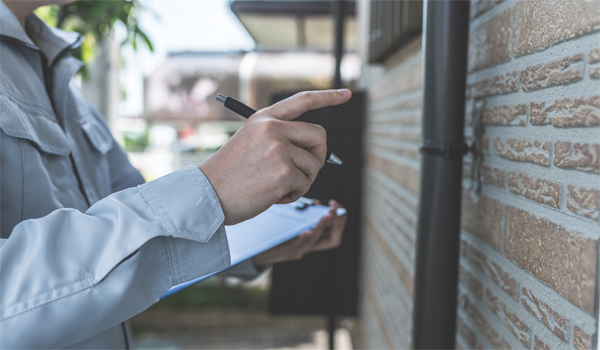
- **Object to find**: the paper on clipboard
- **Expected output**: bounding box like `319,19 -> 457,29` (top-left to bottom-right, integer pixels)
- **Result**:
161,200 -> 330,298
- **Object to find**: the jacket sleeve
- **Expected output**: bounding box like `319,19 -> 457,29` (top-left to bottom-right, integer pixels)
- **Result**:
0,166 -> 231,349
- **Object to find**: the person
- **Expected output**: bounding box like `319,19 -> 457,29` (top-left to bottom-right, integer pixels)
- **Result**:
0,0 -> 350,348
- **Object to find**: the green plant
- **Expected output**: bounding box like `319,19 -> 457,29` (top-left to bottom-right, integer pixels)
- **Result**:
35,0 -> 152,74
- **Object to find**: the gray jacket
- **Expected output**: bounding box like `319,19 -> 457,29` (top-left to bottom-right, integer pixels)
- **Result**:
0,3 -> 259,348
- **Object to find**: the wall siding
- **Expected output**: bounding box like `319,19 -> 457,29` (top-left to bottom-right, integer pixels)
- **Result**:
356,0 -> 599,349
355,0 -> 423,341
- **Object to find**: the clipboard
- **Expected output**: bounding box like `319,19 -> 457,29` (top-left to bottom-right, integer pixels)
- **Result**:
161,199 -> 331,299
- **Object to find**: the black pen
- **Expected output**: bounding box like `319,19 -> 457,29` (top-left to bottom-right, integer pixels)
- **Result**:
216,93 -> 342,165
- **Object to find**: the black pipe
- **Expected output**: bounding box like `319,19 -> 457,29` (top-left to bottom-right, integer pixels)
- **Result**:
332,0 -> 344,89
412,1 -> 470,349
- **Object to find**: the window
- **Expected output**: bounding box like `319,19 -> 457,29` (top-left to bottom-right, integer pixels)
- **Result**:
368,0 -> 423,63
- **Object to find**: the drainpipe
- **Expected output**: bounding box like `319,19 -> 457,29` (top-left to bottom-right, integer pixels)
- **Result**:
332,0 -> 344,89
412,1 -> 470,349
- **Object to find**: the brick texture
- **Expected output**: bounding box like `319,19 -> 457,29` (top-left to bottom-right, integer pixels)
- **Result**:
481,166 -> 506,188
463,242 -> 518,298
521,287 -> 568,341
486,289 -> 530,347
521,54 -> 584,91
465,301 -> 502,349
469,8 -> 511,72
493,138 -> 550,166
591,48 -> 600,63
367,154 -> 420,195
482,104 -> 527,125
573,325 -> 592,350
534,336 -> 551,350
370,60 -> 423,102
462,193 -> 503,250
461,268 -> 484,300
530,96 -> 600,127
457,317 -> 479,349
470,71 -> 518,98
554,141 -> 600,173
508,172 -> 560,207
567,185 -> 600,220
505,206 -> 598,313
513,0 -> 600,56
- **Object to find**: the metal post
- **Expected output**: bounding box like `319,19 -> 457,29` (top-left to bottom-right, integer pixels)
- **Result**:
327,314 -> 336,350
412,0 -> 470,349
327,2 -> 345,348
332,0 -> 344,89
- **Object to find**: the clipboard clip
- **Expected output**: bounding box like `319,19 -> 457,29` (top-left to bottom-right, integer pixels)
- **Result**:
295,197 -> 315,210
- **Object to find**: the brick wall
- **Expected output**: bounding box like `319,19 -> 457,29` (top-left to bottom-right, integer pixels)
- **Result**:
355,0 -> 599,349
458,1 -> 599,349
354,0 -> 423,347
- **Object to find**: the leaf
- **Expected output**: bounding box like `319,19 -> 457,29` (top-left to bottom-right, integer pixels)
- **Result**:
135,27 -> 154,52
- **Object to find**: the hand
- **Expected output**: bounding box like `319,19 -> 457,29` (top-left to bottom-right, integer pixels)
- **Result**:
252,199 -> 347,268
199,90 -> 352,225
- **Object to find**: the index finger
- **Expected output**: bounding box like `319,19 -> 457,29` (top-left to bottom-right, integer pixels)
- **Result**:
266,89 -> 352,121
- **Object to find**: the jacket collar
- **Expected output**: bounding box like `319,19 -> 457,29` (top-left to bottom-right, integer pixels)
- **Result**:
0,1 -> 82,66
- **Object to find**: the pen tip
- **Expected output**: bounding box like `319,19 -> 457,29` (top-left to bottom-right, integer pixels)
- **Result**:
216,93 -> 226,103
327,152 -> 343,165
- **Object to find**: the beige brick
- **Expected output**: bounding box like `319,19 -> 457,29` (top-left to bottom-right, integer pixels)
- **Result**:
554,141 -> 600,172
513,0 -> 600,56
494,138 -> 550,166
505,206 -> 597,313
463,242 -> 518,298
530,96 -> 600,127
370,60 -> 422,102
457,317 -> 479,349
368,129 -> 421,143
521,287 -> 568,341
590,66 -> 600,79
365,218 -> 414,298
567,185 -> 600,220
461,268 -> 484,300
465,301 -> 502,349
486,289 -> 530,347
508,172 -> 560,207
367,154 -> 421,195
573,325 -> 592,350
534,336 -> 551,350
471,71 -> 518,98
590,47 -> 600,63
482,137 -> 491,151
481,166 -> 506,188
482,104 -> 527,126
469,8 -> 511,72
462,193 -> 503,250
530,102 -> 547,124
521,54 -> 584,91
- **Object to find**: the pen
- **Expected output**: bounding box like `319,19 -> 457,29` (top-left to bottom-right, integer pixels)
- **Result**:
216,93 -> 343,165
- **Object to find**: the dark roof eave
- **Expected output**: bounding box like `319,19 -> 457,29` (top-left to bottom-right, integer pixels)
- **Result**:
230,0 -> 356,17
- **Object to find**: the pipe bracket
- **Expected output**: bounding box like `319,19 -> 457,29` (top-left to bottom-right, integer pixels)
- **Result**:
419,142 -> 469,159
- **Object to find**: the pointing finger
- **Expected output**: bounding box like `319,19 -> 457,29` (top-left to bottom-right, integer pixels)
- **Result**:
266,89 -> 352,121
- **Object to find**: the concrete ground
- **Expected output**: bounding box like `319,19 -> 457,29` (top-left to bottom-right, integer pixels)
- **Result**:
131,310 -> 353,350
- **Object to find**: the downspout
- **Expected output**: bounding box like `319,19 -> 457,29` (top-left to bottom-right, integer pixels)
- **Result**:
412,1 -> 470,349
